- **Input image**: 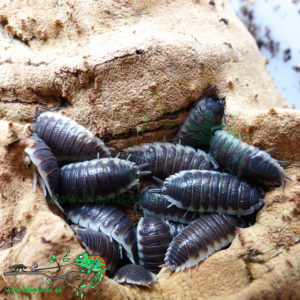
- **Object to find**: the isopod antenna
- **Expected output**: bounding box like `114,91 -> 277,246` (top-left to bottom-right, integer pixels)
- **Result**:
51,196 -> 65,215
34,105 -> 62,121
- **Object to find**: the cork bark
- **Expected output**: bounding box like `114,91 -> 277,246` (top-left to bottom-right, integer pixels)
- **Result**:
0,0 -> 299,299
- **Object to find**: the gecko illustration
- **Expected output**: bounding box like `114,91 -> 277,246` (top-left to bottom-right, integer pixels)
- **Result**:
74,253 -> 106,275
9,264 -> 28,272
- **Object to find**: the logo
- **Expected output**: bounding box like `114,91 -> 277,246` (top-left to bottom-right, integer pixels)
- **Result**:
4,251 -> 106,298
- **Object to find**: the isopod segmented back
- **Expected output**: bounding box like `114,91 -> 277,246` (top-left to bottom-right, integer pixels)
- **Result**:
66,204 -> 138,264
210,130 -> 292,185
25,134 -> 60,197
33,111 -> 111,161
150,170 -> 265,216
114,264 -> 157,287
173,86 -> 225,151
140,187 -> 202,224
119,142 -> 213,179
165,214 -> 241,271
60,158 -> 149,200
137,216 -> 173,274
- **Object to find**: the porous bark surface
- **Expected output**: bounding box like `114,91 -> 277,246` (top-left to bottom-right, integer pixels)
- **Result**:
0,0 -> 299,299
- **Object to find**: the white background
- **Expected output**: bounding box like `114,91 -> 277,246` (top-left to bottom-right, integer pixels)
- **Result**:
231,0 -> 300,109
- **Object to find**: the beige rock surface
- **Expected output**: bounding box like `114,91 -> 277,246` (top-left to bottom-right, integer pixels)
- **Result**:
0,0 -> 299,299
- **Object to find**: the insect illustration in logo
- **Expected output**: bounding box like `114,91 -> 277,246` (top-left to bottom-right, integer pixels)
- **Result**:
74,253 -> 106,276
8,264 -> 28,272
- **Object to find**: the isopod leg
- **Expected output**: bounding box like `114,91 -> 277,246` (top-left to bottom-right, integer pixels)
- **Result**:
138,163 -> 150,170
182,210 -> 188,218
281,173 -> 293,182
133,202 -> 139,217
32,167 -> 37,192
280,173 -> 293,189
37,176 -> 47,196
138,171 -> 152,176
148,186 -> 165,194
265,148 -> 274,153
207,153 -> 219,170
281,179 -> 285,190
119,244 -> 123,259
222,113 -> 227,127
152,176 -> 164,185
277,160 -> 288,163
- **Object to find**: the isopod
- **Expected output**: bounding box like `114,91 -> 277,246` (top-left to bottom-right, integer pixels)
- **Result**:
119,142 -> 213,179
72,226 -> 121,274
140,187 -> 201,224
150,170 -> 265,216
173,86 -> 225,150
210,130 -> 292,186
165,214 -> 241,271
33,110 -> 111,161
137,216 -> 173,274
66,204 -> 138,263
59,158 -> 150,199
114,264 -> 157,287
25,134 -> 60,197
168,221 -> 186,238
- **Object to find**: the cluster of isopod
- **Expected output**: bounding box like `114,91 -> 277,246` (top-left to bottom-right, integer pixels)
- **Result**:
25,86 -> 291,287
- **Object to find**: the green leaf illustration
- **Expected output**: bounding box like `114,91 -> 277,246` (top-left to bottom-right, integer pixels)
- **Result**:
63,258 -> 70,262
48,260 -> 54,263
76,291 -> 79,296
81,292 -> 84,299
52,254 -> 56,260
80,283 -> 87,288
46,278 -> 50,285
65,251 -> 70,257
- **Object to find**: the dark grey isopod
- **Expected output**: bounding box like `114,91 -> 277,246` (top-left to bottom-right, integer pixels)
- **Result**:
173,86 -> 225,151
165,214 -> 241,271
150,170 -> 265,216
33,111 -> 111,161
72,226 -> 121,274
168,221 -> 186,238
137,216 -> 173,274
140,188 -> 201,224
114,264 -> 157,287
119,142 -> 213,179
210,130 -> 292,186
66,204 -> 138,264
25,134 -> 60,197
60,158 -> 149,199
